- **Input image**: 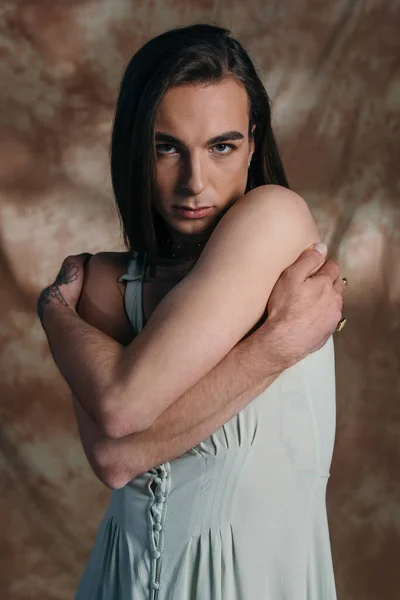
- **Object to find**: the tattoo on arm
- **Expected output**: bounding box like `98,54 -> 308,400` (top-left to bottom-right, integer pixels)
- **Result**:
37,262 -> 79,323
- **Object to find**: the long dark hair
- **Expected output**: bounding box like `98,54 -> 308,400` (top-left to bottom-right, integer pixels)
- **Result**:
110,23 -> 289,277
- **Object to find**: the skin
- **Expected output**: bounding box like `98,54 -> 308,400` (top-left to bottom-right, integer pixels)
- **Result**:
37,259 -> 89,323
37,78 -> 257,326
36,77 -> 346,486
152,78 -> 256,257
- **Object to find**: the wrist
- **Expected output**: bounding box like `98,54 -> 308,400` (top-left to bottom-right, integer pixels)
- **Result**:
251,317 -> 297,373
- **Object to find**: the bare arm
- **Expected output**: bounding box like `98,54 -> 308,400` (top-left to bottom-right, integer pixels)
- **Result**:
72,317 -> 285,489
39,185 -> 320,437
70,243 -> 342,489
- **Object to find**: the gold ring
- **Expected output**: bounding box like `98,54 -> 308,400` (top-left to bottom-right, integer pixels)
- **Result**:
339,276 -> 348,286
336,317 -> 347,332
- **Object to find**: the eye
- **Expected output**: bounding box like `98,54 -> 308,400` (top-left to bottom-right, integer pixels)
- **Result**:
213,143 -> 236,155
156,144 -> 178,155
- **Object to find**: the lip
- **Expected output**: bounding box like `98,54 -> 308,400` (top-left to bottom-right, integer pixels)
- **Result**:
173,206 -> 213,219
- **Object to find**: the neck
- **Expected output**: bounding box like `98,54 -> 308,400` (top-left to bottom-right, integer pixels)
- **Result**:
158,237 -> 206,262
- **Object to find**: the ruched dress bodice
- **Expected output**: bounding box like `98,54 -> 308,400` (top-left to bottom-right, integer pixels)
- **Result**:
75,250 -> 338,600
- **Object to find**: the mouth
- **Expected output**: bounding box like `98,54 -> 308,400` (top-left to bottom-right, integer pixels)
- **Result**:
173,206 -> 213,219
174,205 -> 211,210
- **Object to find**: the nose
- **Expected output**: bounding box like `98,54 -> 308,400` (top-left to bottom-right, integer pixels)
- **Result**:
180,153 -> 207,196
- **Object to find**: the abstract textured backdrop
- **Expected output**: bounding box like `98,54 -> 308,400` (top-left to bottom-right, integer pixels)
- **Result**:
1,1 -> 399,598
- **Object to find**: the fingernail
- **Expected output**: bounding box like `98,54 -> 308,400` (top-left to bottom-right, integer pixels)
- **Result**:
313,242 -> 327,255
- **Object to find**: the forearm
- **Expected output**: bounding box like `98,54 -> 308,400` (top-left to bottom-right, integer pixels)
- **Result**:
40,296 -> 277,440
88,319 -> 286,487
132,322 -> 282,474
40,302 -> 123,423
72,393 -> 107,480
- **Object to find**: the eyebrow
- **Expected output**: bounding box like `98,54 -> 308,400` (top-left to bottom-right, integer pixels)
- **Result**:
154,130 -> 245,147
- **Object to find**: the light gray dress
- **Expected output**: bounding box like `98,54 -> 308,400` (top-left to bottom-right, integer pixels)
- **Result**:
75,250 -> 338,600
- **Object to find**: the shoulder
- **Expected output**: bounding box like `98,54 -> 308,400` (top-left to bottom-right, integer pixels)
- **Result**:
203,184 -> 319,269
77,251 -> 134,346
83,251 -> 132,300
86,250 -> 131,275
243,185 -> 320,265
229,184 -> 315,226
191,185 -> 320,283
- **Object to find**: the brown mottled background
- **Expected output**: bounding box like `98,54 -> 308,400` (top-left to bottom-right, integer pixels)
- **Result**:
1,1 -> 399,598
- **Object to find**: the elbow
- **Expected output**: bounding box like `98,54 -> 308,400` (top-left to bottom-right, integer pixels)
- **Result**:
96,468 -> 128,490
100,471 -> 130,490
90,441 -> 137,490
98,411 -> 154,439
96,392 -> 155,439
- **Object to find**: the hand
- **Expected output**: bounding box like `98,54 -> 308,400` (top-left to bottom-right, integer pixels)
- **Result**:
37,253 -> 93,324
264,244 -> 346,368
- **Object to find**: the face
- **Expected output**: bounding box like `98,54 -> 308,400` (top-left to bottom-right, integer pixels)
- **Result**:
152,78 -> 255,245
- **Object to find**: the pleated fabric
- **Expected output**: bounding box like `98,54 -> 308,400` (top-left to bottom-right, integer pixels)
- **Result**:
75,250 -> 337,600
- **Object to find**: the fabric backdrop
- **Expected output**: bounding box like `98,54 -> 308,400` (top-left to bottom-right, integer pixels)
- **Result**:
1,1 -> 399,598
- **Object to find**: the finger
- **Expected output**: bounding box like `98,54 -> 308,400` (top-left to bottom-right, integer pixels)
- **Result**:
333,276 -> 346,295
289,243 -> 328,282
313,259 -> 340,283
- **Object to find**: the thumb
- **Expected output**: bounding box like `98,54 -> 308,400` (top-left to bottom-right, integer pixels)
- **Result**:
295,243 -> 328,281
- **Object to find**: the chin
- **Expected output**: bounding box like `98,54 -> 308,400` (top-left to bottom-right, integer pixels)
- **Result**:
173,220 -> 209,234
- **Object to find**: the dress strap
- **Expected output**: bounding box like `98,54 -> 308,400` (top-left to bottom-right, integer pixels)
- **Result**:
117,250 -> 148,337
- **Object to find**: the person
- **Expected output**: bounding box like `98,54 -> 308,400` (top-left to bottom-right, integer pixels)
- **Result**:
37,23 -> 347,600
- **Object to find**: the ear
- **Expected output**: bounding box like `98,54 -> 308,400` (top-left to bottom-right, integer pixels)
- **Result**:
248,124 -> 256,162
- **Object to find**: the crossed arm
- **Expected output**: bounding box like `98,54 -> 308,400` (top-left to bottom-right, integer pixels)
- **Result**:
71,315 -> 284,488
40,186 -> 320,445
